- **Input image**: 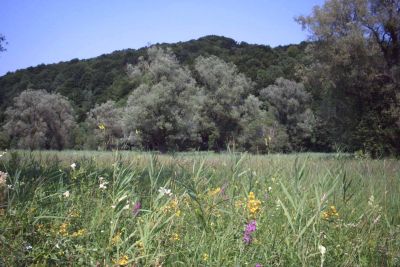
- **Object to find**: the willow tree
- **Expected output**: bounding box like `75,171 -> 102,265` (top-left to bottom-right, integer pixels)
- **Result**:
86,100 -> 124,149
4,89 -> 76,150
123,47 -> 202,151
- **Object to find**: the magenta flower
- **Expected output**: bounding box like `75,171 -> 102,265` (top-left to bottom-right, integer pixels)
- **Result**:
243,220 -> 257,245
132,201 -> 141,217
255,264 -> 262,267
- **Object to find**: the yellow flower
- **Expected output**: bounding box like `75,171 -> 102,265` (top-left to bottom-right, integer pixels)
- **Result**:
114,255 -> 129,266
58,222 -> 69,237
322,205 -> 339,220
208,187 -> 221,197
202,253 -> 209,261
98,123 -> 106,130
162,198 -> 179,214
112,232 -> 122,245
247,192 -> 261,216
171,233 -> 180,241
71,228 -> 86,237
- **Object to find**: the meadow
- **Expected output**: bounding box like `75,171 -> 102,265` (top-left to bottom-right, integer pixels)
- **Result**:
0,150 -> 399,266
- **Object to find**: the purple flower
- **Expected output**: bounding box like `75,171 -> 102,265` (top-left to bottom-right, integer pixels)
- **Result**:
132,201 -> 141,217
243,220 -> 257,245
255,264 -> 262,267
243,233 -> 252,244
245,220 -> 257,233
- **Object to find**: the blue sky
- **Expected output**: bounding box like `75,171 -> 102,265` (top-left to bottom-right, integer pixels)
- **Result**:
0,0 -> 324,76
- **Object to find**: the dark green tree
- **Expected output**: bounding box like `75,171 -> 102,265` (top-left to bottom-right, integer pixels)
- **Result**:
297,0 -> 400,155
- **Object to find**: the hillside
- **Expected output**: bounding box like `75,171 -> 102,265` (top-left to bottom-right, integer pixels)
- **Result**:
0,35 -> 307,123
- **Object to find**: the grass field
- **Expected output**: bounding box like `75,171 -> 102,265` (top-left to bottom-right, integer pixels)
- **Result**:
0,150 -> 399,266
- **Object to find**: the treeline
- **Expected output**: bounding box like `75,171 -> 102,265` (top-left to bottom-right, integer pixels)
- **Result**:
1,0 -> 399,156
1,47 -> 313,153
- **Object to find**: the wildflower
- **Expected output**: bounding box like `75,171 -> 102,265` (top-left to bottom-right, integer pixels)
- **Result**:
171,233 -> 180,241
58,222 -> 69,237
63,191 -> 70,198
70,163 -> 76,170
247,192 -> 261,216
243,220 -> 257,245
114,255 -> 129,266
158,186 -> 172,197
255,264 -> 263,267
162,198 -> 179,214
202,253 -> 209,261
132,201 -> 141,217
71,228 -> 86,237
322,205 -> 339,220
99,177 -> 109,190
208,187 -> 221,197
98,123 -> 106,130
25,244 -> 33,251
111,232 -> 122,245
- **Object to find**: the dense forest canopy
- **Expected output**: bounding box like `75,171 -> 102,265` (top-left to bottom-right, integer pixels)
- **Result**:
0,0 -> 399,156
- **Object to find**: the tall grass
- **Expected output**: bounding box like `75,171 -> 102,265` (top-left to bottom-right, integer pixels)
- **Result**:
0,150 -> 399,266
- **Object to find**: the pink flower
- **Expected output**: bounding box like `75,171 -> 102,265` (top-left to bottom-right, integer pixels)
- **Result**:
132,201 -> 141,217
243,220 -> 257,245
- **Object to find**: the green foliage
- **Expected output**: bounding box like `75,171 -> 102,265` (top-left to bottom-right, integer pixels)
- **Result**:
124,47 -> 202,151
260,78 -> 316,151
85,100 -> 124,150
0,151 -> 399,266
297,0 -> 400,156
3,89 -> 76,150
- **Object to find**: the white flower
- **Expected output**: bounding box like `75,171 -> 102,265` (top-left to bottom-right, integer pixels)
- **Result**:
158,186 -> 172,196
63,191 -> 70,198
99,183 -> 107,190
268,186 -> 272,192
25,245 -> 33,250
318,244 -> 326,255
111,205 -> 116,209
98,177 -> 109,190
123,204 -> 130,210
70,163 -> 76,170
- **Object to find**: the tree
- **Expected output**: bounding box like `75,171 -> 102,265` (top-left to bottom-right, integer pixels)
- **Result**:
297,0 -> 400,155
3,89 -> 76,150
237,95 -> 289,153
194,55 -> 254,150
260,78 -> 315,150
85,100 -> 124,149
123,47 -> 202,151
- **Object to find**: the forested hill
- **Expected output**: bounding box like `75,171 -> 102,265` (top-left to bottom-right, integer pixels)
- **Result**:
0,35 -> 307,123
